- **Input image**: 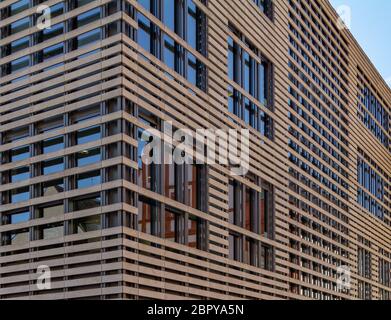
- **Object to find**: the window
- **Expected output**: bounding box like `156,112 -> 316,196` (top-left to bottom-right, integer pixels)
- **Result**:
188,214 -> 203,249
10,55 -> 30,73
11,187 -> 30,203
11,166 -> 29,183
70,104 -> 101,124
76,8 -> 101,28
137,5 -> 207,91
75,0 -> 95,8
228,35 -> 272,107
164,163 -> 176,200
228,178 -> 273,238
77,126 -> 101,144
138,196 -> 160,236
10,36 -> 29,54
41,43 -> 64,62
11,145 -> 30,162
76,170 -> 101,189
37,203 -> 64,218
138,13 -> 155,54
39,223 -> 64,240
76,28 -> 101,48
138,113 -> 160,192
141,0 -> 207,55
229,233 -> 241,262
43,158 -> 64,175
4,209 -> 29,225
50,2 -> 65,18
227,35 -> 273,137
358,247 -> 372,279
164,208 -> 178,243
187,164 -> 208,211
76,148 -> 101,166
42,179 -> 64,196
39,23 -> 64,43
42,136 -> 64,154
10,17 -> 30,35
253,0 -> 273,19
5,229 -> 29,245
73,215 -> 101,234
10,0 -> 29,16
72,194 -> 101,211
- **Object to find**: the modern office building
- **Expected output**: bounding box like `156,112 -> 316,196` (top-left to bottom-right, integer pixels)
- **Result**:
0,0 -> 390,300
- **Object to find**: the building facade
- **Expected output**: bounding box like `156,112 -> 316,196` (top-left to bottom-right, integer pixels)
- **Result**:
0,0 -> 390,300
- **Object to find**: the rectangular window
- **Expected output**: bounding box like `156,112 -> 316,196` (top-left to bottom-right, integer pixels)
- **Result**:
188,214 -> 200,249
10,0 -> 29,16
77,126 -> 101,144
229,179 -> 273,237
76,170 -> 101,189
10,17 -> 29,35
73,215 -> 101,234
76,7 -> 101,28
138,13 -> 153,54
253,0 -> 273,19
11,166 -> 29,183
70,104 -> 101,124
76,28 -> 101,48
164,208 -> 178,243
50,2 -> 65,18
11,187 -> 30,203
40,223 -> 64,240
42,43 -> 64,61
5,209 -> 30,225
38,203 -> 64,218
7,229 -> 29,245
163,0 -> 175,31
43,158 -> 64,175
10,36 -> 29,54
11,145 -> 30,162
73,194 -> 101,211
40,23 -> 64,42
42,179 -> 64,196
76,148 -> 101,166
10,55 -> 30,73
138,196 -> 160,236
43,136 -> 64,154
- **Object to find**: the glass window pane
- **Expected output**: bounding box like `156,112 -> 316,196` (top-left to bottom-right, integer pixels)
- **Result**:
76,148 -> 101,166
10,0 -> 29,16
9,210 -> 29,224
77,170 -> 101,189
77,28 -> 101,48
42,43 -> 64,61
43,136 -> 64,154
11,146 -> 30,162
43,158 -> 64,175
42,179 -> 64,196
164,0 -> 175,31
77,8 -> 101,28
11,36 -> 29,54
10,17 -> 29,35
11,166 -> 29,183
77,126 -> 101,144
11,187 -> 30,203
11,55 -> 30,73
187,0 -> 197,49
